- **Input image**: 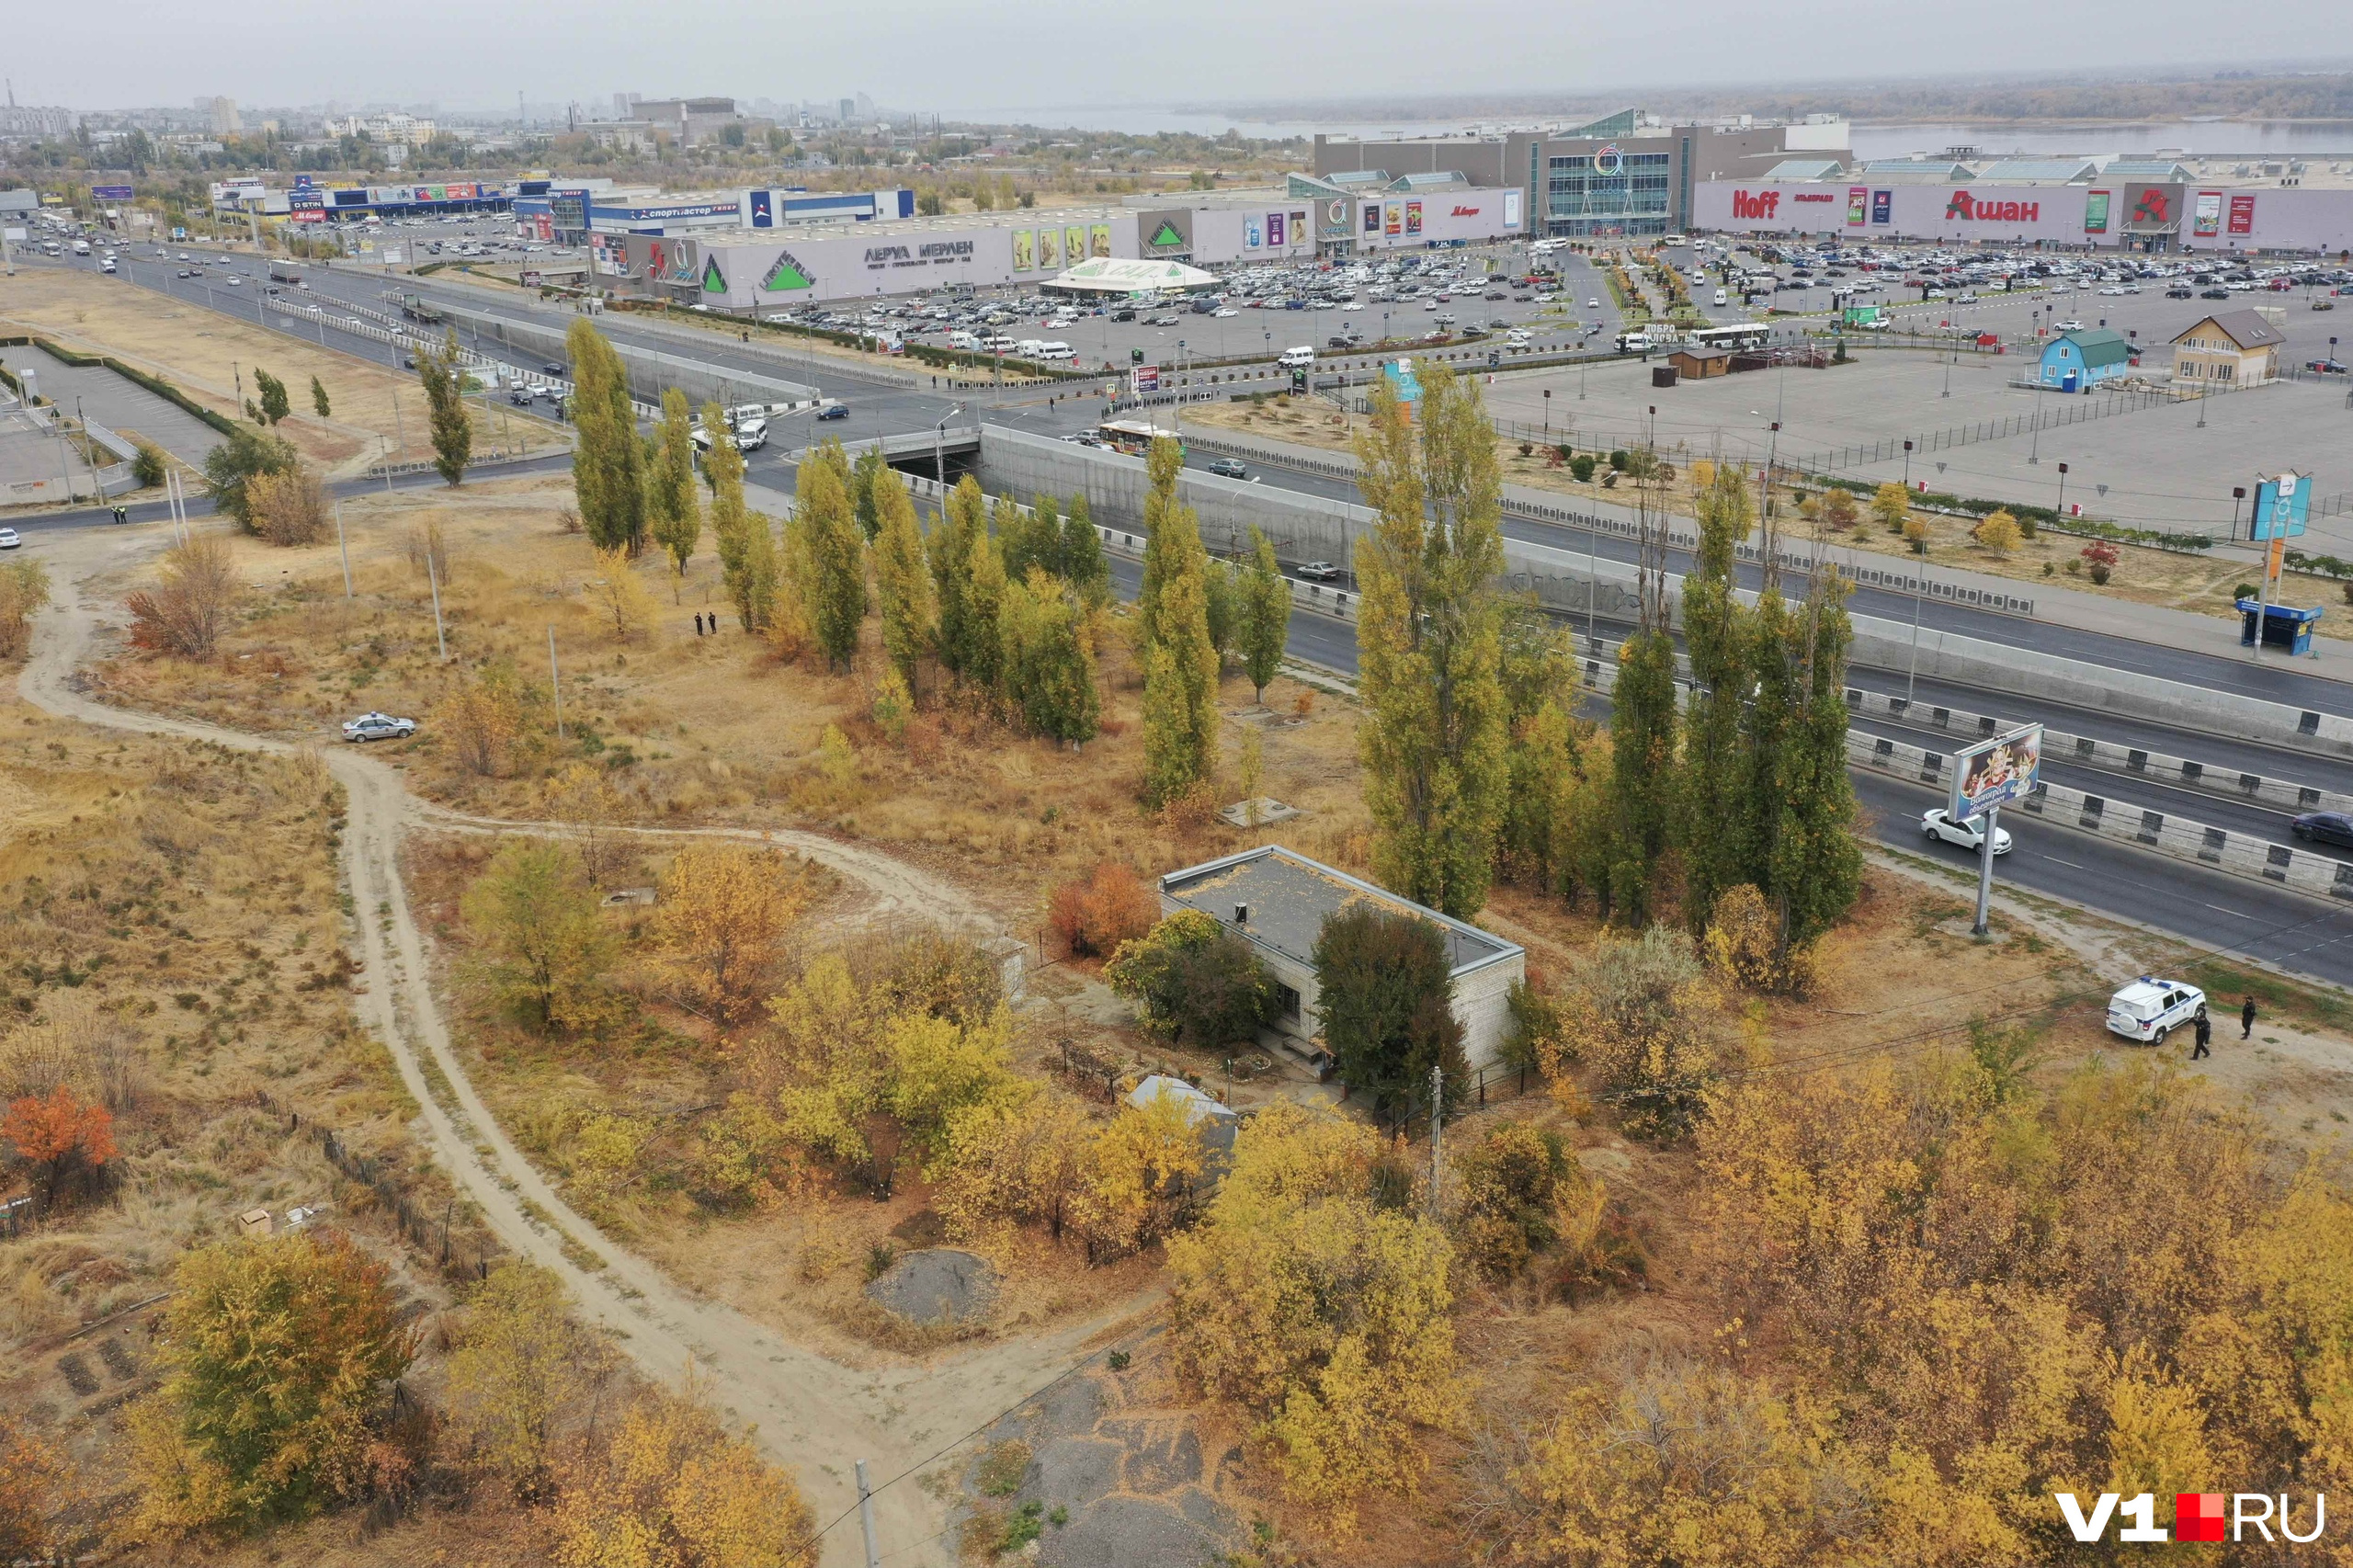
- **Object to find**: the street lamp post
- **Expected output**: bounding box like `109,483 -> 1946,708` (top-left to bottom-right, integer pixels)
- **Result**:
2055,460 -> 2070,520
2231,485 -> 2247,541
1903,438 -> 1913,491
1543,387 -> 1552,432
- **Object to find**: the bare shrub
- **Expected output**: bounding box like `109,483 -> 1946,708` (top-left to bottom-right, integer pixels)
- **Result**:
126,536 -> 241,658
404,517 -> 452,583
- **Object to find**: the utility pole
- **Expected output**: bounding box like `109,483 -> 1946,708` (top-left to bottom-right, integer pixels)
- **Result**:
1971,806 -> 2001,937
334,500 -> 352,597
549,624 -> 564,739
426,548 -> 448,661
1427,1063 -> 1443,1221
855,1460 -> 881,1568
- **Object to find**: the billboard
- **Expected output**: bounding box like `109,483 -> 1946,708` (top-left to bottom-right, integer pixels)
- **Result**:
92,184 -> 133,200
1847,185 -> 1868,225
2084,190 -> 2109,234
1503,189 -> 1522,229
1363,202 -> 1382,235
1404,200 -> 1422,235
1267,210 -> 1285,247
1870,188 -> 1892,225
1951,724 -> 2043,823
1386,203 -> 1403,236
749,188 -> 773,227
2193,190 -> 2222,237
1037,227 -> 1059,269
1065,224 -> 1086,267
1317,194 -> 1352,240
2228,193 -> 2256,236
1089,223 -> 1111,259
1142,211 -> 1189,252
2251,472 -> 2312,540
1012,229 -> 1034,270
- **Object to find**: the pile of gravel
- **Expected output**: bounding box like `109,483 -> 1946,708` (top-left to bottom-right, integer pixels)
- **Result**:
865,1247 -> 998,1324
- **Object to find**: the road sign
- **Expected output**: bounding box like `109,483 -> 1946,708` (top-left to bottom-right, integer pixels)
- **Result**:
2251,472 -> 2312,541
1951,723 -> 2042,824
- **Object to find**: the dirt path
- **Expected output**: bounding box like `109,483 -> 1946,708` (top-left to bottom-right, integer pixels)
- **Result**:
16,528 -> 1142,1567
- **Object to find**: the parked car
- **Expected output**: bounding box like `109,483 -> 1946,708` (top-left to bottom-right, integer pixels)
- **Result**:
1207,458 -> 1248,479
2105,977 -> 2207,1045
2292,809 -> 2353,843
0,528 -> 19,551
1920,807 -> 2012,856
2307,359 -> 2347,376
342,711 -> 416,743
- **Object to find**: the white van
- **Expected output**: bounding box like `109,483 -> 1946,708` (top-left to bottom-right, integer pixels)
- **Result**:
1712,289 -> 1729,307
1277,346 -> 1315,369
733,416 -> 769,451
1014,338 -> 1048,358
948,329 -> 981,350
1037,341 -> 1076,361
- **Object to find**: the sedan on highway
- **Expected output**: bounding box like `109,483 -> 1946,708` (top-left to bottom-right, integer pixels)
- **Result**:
1207,458 -> 1248,479
1296,561 -> 1342,582
1921,807 -> 2012,856
2292,810 -> 2353,846
1586,298 -> 1601,309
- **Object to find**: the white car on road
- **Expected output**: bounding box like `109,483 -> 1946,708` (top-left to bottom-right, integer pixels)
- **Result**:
1921,807 -> 2011,856
0,528 -> 19,550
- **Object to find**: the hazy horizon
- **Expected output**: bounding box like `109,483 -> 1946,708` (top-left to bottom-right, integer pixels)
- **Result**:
10,0 -> 2351,118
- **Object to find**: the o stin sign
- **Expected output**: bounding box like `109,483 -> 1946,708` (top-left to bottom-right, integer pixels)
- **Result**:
1944,190 -> 2040,223
1730,189 -> 1781,219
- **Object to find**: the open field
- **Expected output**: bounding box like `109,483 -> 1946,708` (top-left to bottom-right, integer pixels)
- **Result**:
0,267 -> 540,477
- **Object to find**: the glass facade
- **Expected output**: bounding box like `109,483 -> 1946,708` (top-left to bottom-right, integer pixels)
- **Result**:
1543,150 -> 1673,237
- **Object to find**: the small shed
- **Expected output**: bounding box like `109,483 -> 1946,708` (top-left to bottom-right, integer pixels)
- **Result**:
1668,345 -> 1733,380
2038,329 -> 2132,392
1157,846 -> 1526,1071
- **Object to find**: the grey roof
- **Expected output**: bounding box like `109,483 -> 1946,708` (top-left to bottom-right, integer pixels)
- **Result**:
1391,171 -> 1472,192
1672,344 -> 1734,361
1765,158 -> 1846,180
1860,159 -> 1972,182
2105,160 -> 2193,183
1160,846 -> 1520,977
2178,308 -> 2286,349
1978,158 -> 2099,183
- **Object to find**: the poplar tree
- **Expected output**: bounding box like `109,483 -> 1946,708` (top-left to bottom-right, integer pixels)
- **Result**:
1142,547 -> 1219,807
418,330 -> 472,486
1351,361 -> 1507,919
850,444 -> 888,540
1766,571 -> 1863,950
1677,458 -> 1756,930
1607,630 -> 1677,926
1002,567 -> 1100,744
309,375 -> 330,419
1003,493 -> 1059,583
1061,491 -> 1109,605
647,389 -> 700,595
930,476 -> 986,677
1136,437 -> 1195,659
1237,525 -> 1290,705
870,465 -> 934,696
963,511 -> 1007,693
800,442 -> 866,671
702,401 -> 773,631
567,320 -> 645,555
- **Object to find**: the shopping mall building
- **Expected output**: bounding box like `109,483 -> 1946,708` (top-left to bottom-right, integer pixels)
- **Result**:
585,176 -> 1529,308
1311,109 -> 1854,241
1691,155 -> 2353,253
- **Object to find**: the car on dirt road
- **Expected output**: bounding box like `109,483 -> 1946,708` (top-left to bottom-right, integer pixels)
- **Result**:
1920,807 -> 2011,856
342,711 -> 417,743
2105,977 -> 2206,1045
0,528 -> 19,550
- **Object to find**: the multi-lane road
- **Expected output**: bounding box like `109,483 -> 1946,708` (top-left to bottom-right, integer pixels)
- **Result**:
25,242 -> 2353,987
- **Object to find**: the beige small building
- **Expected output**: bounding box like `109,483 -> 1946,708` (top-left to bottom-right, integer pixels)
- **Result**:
2171,309 -> 2285,388
1156,846 -> 1526,1073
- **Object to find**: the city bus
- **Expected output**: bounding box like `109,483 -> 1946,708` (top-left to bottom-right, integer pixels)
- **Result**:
1686,322 -> 1771,353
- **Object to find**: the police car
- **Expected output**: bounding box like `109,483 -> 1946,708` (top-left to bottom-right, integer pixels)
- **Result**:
2105,977 -> 2207,1045
342,711 -> 417,744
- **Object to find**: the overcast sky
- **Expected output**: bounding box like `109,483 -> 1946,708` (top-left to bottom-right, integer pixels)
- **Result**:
12,0 -> 2347,116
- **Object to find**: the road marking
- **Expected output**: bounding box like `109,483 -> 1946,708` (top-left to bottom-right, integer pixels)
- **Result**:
2040,857 -> 2084,869
2203,903 -> 2256,917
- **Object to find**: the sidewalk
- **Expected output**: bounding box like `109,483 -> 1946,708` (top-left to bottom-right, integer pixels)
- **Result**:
1176,412 -> 2353,688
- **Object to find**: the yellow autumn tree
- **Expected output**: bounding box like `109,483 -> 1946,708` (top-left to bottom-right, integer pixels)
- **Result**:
1074,1086 -> 1206,1259
586,545 -> 658,641
650,844 -> 806,1022
444,1262 -> 614,1497
1973,510 -> 2023,552
1165,1103 -> 1458,1531
551,1389 -> 813,1568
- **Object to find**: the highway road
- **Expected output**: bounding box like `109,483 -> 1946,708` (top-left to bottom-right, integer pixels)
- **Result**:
28,244 -> 2353,984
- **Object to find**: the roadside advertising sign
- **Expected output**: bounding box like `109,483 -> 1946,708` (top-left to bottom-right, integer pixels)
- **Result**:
2228,194 -> 2256,236
1870,188 -> 1892,224
92,185 -> 134,200
2193,191 -> 2222,237
2084,190 -> 2110,234
2251,472 -> 2312,541
1951,725 -> 2043,823
1847,186 -> 1868,225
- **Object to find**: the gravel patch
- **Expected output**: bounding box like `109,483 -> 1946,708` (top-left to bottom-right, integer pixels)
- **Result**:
864,1247 -> 997,1324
